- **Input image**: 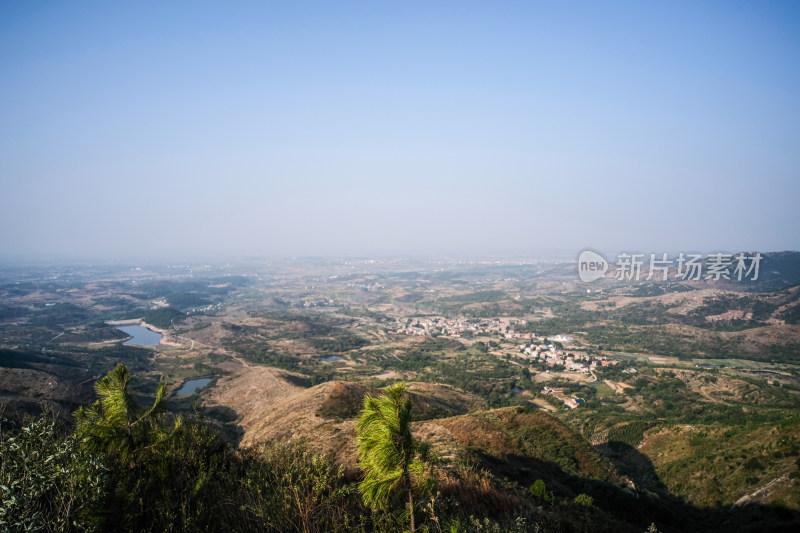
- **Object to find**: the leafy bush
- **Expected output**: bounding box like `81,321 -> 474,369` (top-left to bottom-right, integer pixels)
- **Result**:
529,479 -> 552,503
0,414 -> 105,531
742,457 -> 765,471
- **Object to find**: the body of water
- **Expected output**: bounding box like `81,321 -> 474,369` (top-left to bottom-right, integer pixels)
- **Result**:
322,355 -> 341,362
117,325 -> 162,346
176,378 -> 212,397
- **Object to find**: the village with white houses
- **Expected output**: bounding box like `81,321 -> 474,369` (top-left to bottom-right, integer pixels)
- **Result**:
517,340 -> 627,409
390,316 -> 523,338
393,316 -> 629,409
517,340 -> 621,373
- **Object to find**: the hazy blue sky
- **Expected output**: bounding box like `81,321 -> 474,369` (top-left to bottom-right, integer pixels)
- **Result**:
1,1 -> 798,260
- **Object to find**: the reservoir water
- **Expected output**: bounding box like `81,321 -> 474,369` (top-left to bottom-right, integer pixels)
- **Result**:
117,325 -> 162,346
176,378 -> 212,397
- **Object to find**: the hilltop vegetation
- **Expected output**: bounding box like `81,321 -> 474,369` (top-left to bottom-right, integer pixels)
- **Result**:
5,367 -> 797,532
0,368 -> 642,532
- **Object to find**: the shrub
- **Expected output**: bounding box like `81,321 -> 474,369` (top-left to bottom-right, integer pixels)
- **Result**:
0,414 -> 105,532
529,479 -> 552,503
742,457 -> 765,471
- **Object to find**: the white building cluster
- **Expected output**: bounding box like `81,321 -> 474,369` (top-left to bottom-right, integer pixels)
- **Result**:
519,343 -> 619,373
392,317 -> 525,338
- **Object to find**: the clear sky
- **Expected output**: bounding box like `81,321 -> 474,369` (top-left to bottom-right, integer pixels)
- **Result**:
1,1 -> 798,261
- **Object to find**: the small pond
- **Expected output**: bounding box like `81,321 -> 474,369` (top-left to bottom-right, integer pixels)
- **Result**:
321,355 -> 341,362
176,378 -> 212,397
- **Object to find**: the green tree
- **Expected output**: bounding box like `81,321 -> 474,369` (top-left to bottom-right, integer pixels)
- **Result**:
73,363 -> 179,464
529,479 -> 552,503
356,382 -> 426,533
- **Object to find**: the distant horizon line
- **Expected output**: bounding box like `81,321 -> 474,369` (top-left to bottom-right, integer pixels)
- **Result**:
1,249 -> 798,267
